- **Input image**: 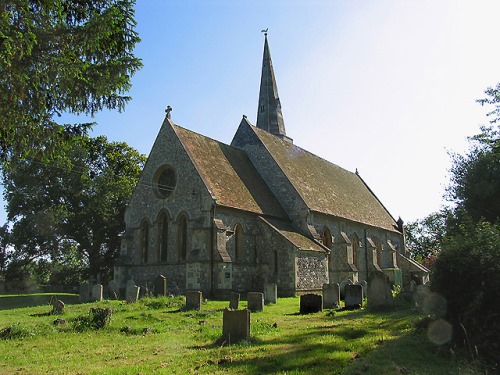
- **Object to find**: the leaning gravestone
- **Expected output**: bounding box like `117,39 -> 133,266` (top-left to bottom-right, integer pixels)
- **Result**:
264,283 -> 277,304
345,284 -> 363,309
52,299 -> 65,314
185,291 -> 202,310
91,284 -> 103,302
79,282 -> 91,303
367,271 -> 393,310
222,308 -> 250,343
229,292 -> 240,310
300,294 -> 323,314
247,292 -> 264,312
154,275 -> 168,297
322,283 -> 340,309
126,284 -> 140,303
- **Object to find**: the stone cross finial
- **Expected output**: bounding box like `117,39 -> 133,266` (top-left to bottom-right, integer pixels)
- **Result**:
165,105 -> 172,119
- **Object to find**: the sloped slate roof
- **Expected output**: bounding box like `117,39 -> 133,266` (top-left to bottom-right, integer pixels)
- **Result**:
249,125 -> 399,232
260,217 -> 326,252
173,124 -> 287,219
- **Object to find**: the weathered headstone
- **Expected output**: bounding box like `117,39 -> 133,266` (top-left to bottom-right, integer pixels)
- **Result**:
339,279 -> 353,300
264,283 -> 277,304
126,284 -> 140,303
185,290 -> 202,310
247,292 -> 264,312
222,308 -> 250,343
345,284 -> 363,309
154,275 -> 168,297
300,294 -> 323,314
367,271 -> 393,310
52,299 -> 65,314
91,284 -> 103,302
229,292 -> 240,310
356,280 -> 368,299
79,282 -> 91,303
322,283 -> 340,309
108,280 -> 119,299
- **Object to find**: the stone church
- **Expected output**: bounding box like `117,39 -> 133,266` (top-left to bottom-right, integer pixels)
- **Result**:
114,34 -> 429,297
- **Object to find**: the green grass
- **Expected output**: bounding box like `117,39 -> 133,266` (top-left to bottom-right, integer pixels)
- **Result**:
0,294 -> 483,374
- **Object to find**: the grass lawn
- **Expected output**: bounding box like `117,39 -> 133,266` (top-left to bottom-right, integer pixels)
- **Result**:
0,294 -> 479,374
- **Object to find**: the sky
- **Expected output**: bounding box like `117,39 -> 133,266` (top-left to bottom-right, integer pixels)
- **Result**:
2,0 -> 500,224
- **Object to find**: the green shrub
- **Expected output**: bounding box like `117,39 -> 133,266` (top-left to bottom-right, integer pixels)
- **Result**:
432,219 -> 500,363
0,323 -> 35,340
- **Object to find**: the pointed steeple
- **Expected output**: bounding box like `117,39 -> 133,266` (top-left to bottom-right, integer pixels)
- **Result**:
256,32 -> 291,142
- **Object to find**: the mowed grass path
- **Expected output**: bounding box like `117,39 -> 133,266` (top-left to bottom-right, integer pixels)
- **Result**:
0,294 -> 468,374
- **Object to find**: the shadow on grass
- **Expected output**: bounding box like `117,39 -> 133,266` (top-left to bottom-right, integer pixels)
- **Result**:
201,308 -> 445,375
0,293 -> 79,310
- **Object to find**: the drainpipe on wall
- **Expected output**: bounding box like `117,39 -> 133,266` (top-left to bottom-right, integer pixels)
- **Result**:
364,228 -> 369,282
209,204 -> 215,297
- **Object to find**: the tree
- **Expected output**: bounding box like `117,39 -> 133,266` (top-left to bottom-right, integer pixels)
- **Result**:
477,83 -> 500,124
447,124 -> 500,223
2,134 -> 146,282
0,0 -> 142,161
404,211 -> 447,266
432,218 -> 500,363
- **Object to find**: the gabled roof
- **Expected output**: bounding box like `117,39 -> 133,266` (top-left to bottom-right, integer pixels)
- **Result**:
245,123 -> 399,232
259,217 -> 327,252
172,123 -> 287,219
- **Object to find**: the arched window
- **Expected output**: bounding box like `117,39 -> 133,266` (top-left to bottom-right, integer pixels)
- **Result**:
375,238 -> 383,267
352,233 -> 360,269
234,224 -> 244,261
157,212 -> 168,263
140,220 -> 149,264
322,227 -> 332,248
177,214 -> 187,262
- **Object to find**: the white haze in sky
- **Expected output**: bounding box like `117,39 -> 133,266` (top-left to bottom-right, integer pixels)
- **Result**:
1,0 -> 499,224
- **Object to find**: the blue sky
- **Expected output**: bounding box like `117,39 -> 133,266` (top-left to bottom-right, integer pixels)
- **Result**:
2,0 -> 500,224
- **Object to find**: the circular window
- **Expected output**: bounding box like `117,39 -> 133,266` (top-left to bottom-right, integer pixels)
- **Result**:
153,166 -> 176,198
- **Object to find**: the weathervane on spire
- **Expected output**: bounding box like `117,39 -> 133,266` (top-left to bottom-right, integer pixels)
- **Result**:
261,28 -> 268,36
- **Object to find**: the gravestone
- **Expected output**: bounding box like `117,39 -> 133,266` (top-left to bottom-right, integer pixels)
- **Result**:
300,294 -> 323,314
247,292 -> 264,312
222,308 -> 250,343
79,282 -> 91,303
126,284 -> 140,303
229,292 -> 240,310
345,284 -> 363,309
52,299 -> 65,314
356,280 -> 368,299
367,271 -> 393,310
339,279 -> 353,300
108,280 -> 119,299
91,284 -> 103,302
185,291 -> 202,310
154,275 -> 168,297
322,283 -> 340,309
264,283 -> 277,304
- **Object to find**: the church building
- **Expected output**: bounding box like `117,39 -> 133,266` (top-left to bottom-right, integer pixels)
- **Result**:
114,34 -> 429,297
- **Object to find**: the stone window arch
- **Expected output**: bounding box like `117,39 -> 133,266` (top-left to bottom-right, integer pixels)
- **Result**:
352,233 -> 360,269
322,227 -> 332,248
140,219 -> 149,264
375,238 -> 383,268
157,211 -> 169,263
234,223 -> 244,262
177,213 -> 188,262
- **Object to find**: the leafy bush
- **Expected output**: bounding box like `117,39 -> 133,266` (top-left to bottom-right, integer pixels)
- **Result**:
431,218 -> 500,363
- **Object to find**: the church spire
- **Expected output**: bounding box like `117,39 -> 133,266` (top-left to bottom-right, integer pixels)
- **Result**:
256,31 -> 289,140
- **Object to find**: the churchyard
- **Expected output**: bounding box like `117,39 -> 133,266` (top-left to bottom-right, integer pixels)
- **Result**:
0,291 -> 484,374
